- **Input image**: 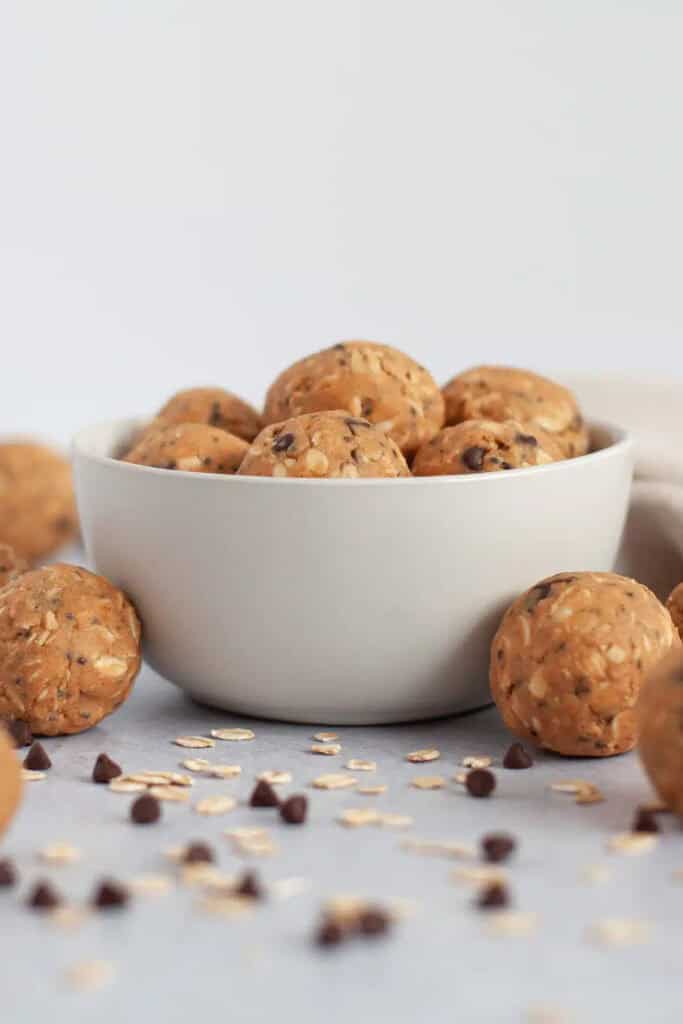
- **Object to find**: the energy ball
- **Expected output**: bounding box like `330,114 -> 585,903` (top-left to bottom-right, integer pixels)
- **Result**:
157,387 -> 261,442
490,572 -> 677,757
666,582 -> 683,638
412,419 -> 564,476
0,442 -> 78,562
124,422 -> 248,474
638,649 -> 683,814
0,544 -> 27,590
0,564 -> 142,736
263,341 -> 444,458
442,366 -> 588,459
0,726 -> 21,838
238,411 -> 410,479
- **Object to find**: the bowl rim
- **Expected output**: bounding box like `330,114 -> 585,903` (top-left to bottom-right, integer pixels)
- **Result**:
72,416 -> 633,488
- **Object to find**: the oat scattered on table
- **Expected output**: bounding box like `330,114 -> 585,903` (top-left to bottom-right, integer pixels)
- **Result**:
211,728 -> 255,742
200,893 -> 254,917
550,779 -> 603,805
174,736 -> 215,749
338,808 -> 380,828
257,770 -> 291,785
225,827 -> 277,857
402,839 -> 476,859
21,769 -> 46,782
462,755 -> 492,769
65,960 -> 116,992
313,732 -> 339,743
452,865 -> 507,886
346,759 -> 376,772
39,842 -> 81,865
607,832 -> 658,855
454,772 -> 467,785
406,749 -> 440,763
589,918 -> 651,947
148,785 -> 191,803
313,773 -> 357,790
357,785 -> 387,796
127,874 -> 173,896
377,813 -> 413,829
411,775 -> 445,790
269,877 -> 310,901
109,779 -> 146,794
310,743 -> 341,756
50,906 -> 90,931
195,795 -> 237,816
181,864 -> 234,889
486,911 -> 538,937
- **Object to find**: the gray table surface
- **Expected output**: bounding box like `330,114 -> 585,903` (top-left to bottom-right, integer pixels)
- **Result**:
1,660 -> 682,1024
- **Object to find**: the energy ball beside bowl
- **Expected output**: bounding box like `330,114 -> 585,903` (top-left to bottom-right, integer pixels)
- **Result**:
490,572 -> 677,757
638,649 -> 683,814
238,411 -> 410,478
156,386 -> 262,442
0,726 -> 21,838
0,441 -> 78,562
0,544 -> 27,589
442,366 -> 588,459
263,341 -> 444,458
124,422 -> 248,474
412,419 -> 564,476
0,564 -> 142,735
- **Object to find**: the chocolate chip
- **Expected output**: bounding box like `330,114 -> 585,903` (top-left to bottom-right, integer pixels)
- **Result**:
316,917 -> 344,946
272,432 -> 295,453
462,446 -> 486,471
23,741 -> 51,771
235,871 -> 263,900
477,881 -> 509,910
280,794 -> 307,824
183,841 -> 215,864
632,808 -> 660,834
0,859 -> 17,887
516,433 -> 538,446
4,720 -> 32,748
481,833 -> 516,863
92,753 -> 122,784
27,880 -> 61,911
503,742 -> 533,769
465,768 -> 496,798
93,879 -> 130,909
360,398 -> 374,417
130,793 -> 161,824
358,907 -> 391,937
249,780 -> 280,808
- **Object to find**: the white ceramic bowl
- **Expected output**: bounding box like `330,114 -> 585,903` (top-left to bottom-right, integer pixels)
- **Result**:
72,418 -> 633,724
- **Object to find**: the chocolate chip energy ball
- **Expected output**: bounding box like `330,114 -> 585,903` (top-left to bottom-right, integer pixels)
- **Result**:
0,726 -> 21,837
666,582 -> 683,638
239,411 -> 410,479
264,342 -> 444,457
0,544 -> 27,590
412,419 -> 564,476
638,649 -> 683,813
157,387 -> 261,442
490,572 -> 677,757
442,366 -> 588,459
124,423 -> 248,474
0,442 -> 78,562
0,564 -> 142,735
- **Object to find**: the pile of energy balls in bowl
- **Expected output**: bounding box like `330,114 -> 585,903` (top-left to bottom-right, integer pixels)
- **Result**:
2,340 -> 683,836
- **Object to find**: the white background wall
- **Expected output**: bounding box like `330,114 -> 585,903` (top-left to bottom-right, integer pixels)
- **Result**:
1,1 -> 682,446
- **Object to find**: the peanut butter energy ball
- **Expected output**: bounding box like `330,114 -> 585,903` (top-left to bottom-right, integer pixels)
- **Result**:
0,442 -> 78,562
412,419 -> 564,476
124,423 -> 248,474
442,366 -> 588,459
638,649 -> 683,814
264,342 -> 444,457
0,727 -> 21,837
0,564 -> 142,736
666,582 -> 683,638
157,387 -> 261,442
490,572 -> 677,757
0,544 -> 27,589
239,411 -> 410,478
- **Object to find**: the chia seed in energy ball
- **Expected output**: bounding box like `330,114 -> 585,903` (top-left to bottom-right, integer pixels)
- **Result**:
412,419 -> 564,476
490,572 -> 678,757
263,341 -> 444,458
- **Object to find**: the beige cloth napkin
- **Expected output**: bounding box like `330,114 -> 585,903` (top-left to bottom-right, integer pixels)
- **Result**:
562,372 -> 683,602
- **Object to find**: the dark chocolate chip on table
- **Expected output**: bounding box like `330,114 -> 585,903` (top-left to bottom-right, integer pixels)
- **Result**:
503,742 -> 533,769
27,880 -> 61,911
24,741 -> 51,771
250,780 -> 280,808
632,807 -> 659,834
235,871 -> 262,900
4,720 -> 32,748
130,793 -> 161,825
358,907 -> 391,937
316,918 -> 344,947
280,794 -> 307,824
183,841 -> 214,864
93,752 -> 122,784
93,879 -> 130,909
477,881 -> 509,910
481,833 -> 516,863
0,859 -> 17,887
465,768 -> 496,798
